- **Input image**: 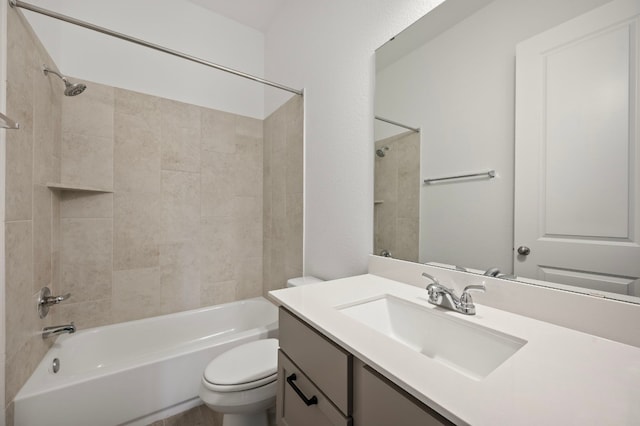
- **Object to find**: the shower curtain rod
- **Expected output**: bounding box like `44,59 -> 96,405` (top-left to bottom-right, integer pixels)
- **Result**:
375,116 -> 420,133
9,0 -> 303,96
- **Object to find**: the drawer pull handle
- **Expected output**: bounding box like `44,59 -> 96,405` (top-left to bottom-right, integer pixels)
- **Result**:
286,373 -> 318,406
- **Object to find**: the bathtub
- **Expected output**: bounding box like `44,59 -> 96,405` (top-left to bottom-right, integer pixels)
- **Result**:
14,297 -> 278,426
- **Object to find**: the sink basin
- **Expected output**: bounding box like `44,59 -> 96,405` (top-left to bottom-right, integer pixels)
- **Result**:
338,295 -> 526,380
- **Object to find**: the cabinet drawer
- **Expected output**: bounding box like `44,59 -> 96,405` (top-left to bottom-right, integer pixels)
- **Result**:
279,308 -> 351,415
354,361 -> 454,426
277,350 -> 351,426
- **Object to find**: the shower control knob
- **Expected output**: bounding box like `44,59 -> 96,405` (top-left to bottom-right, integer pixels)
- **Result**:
517,246 -> 531,256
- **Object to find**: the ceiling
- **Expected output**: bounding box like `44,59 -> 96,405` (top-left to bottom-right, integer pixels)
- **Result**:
187,0 -> 287,32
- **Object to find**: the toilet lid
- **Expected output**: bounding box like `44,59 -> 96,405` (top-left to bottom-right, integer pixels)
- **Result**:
204,338 -> 278,389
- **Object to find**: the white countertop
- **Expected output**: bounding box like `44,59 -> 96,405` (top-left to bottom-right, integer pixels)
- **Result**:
269,274 -> 640,426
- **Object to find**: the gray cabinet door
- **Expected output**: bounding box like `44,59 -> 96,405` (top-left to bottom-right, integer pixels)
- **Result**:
277,350 -> 351,426
353,360 -> 454,426
279,308 -> 351,415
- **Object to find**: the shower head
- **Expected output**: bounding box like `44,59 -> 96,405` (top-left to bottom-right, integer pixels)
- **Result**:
43,65 -> 87,96
376,146 -> 389,157
64,82 -> 87,97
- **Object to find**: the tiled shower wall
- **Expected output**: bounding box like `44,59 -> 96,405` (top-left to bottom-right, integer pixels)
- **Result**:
374,131 -> 420,262
4,7 -> 62,414
55,80 -> 266,328
263,95 -> 304,293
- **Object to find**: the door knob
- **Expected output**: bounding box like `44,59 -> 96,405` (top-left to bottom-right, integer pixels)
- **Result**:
517,246 -> 531,256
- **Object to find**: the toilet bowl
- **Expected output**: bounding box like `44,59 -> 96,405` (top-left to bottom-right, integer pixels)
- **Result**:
199,338 -> 279,426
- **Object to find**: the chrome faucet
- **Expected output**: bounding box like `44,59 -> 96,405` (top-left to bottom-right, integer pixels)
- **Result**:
422,272 -> 486,315
42,322 -> 76,339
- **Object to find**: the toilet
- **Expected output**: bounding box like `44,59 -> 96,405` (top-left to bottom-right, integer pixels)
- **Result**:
199,338 -> 279,426
199,277 -> 322,426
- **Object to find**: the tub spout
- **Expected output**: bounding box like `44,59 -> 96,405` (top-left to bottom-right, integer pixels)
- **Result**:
42,322 -> 76,339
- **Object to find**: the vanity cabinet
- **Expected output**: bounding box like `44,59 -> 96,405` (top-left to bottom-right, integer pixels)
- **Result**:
277,308 -> 454,426
278,308 -> 352,426
277,351 -> 352,426
353,360 -> 454,426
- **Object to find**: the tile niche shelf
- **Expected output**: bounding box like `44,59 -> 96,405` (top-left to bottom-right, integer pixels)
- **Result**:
46,183 -> 113,193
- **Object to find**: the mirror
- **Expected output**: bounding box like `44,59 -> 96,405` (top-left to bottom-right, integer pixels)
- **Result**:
374,0 -> 640,304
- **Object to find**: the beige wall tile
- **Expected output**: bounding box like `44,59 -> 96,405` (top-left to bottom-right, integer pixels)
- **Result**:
33,185 -> 52,291
374,142 -> 398,203
33,72 -> 59,185
236,115 -> 263,139
200,217 -> 235,284
161,98 -> 201,172
61,218 -> 113,303
62,79 -> 114,139
55,298 -> 113,330
61,132 -> 114,189
234,196 -> 263,222
160,242 -> 200,314
374,200 -> 397,256
201,108 -> 235,154
396,135 -> 420,219
263,133 -> 272,228
374,132 -> 419,259
286,133 -> 303,195
5,221 -> 34,360
266,110 -> 286,153
267,238 -> 286,293
114,111 -> 161,193
234,217 -> 262,260
262,97 -> 304,294
5,402 -> 14,426
162,171 -> 200,243
395,217 -> 419,263
60,192 -> 113,219
235,256 -> 263,300
234,135 -> 263,197
270,154 -> 286,241
7,8 -> 36,91
114,87 -> 162,125
5,106 -> 33,221
201,280 -> 236,307
52,193 -> 61,292
52,104 -> 62,163
6,21 -> 35,133
201,151 -> 236,218
114,192 -> 161,270
285,192 -> 303,273
112,267 -> 162,322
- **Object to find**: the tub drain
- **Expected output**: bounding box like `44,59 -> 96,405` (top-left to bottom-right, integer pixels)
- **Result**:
52,358 -> 60,373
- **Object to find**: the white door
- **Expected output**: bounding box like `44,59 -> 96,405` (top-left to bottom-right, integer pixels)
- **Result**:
514,0 -> 640,297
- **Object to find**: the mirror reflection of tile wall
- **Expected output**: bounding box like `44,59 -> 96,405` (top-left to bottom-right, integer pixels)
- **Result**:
374,131 -> 420,262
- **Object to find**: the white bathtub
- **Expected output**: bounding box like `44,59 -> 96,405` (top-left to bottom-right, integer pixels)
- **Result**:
14,297 -> 278,426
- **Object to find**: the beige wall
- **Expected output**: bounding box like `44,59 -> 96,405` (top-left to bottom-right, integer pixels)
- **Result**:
3,8 -> 303,424
263,95 -> 304,293
4,7 -> 62,415
374,131 -> 420,262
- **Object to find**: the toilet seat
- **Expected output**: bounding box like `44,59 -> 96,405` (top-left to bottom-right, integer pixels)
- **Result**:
203,338 -> 278,392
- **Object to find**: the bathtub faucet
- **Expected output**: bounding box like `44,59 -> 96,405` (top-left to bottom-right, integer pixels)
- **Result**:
42,322 -> 76,339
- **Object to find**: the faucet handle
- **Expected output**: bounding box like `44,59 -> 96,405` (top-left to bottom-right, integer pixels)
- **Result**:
38,287 -> 72,319
421,272 -> 439,286
459,284 -> 486,315
462,284 -> 486,295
